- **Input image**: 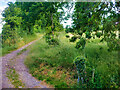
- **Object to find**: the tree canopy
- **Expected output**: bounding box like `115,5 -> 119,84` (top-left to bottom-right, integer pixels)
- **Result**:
66,2 -> 120,51
1,2 -> 70,45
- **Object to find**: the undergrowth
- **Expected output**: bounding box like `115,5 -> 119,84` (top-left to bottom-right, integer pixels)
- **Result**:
6,68 -> 25,88
25,32 -> 119,88
1,33 -> 42,56
17,48 -> 27,55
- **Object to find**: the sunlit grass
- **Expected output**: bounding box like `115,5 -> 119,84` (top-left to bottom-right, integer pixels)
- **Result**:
25,32 -> 119,88
1,33 -> 43,56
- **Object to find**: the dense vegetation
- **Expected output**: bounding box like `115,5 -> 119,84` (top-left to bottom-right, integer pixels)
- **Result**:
1,1 -> 120,88
25,32 -> 119,88
1,2 -> 70,56
66,2 -> 120,88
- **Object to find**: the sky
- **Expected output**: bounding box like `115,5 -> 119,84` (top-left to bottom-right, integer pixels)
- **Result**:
0,0 -> 73,33
60,4 -> 74,28
0,0 -> 16,33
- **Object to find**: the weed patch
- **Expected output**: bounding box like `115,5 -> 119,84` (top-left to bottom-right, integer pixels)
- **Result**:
6,68 -> 25,88
17,48 -> 27,55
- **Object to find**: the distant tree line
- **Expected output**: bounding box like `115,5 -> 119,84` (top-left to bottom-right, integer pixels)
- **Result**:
1,2 -> 70,46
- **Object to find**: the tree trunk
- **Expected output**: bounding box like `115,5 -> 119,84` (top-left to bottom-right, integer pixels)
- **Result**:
51,13 -> 54,37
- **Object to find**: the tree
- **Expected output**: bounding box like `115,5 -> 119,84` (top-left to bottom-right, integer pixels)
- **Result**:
67,2 -> 120,88
2,2 -> 22,45
68,2 -> 120,51
2,1 -> 68,45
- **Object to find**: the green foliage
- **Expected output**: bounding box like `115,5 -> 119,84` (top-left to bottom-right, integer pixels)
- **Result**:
107,39 -> 120,51
69,36 -> 77,42
85,31 -> 91,39
75,38 -> 86,49
65,28 -> 74,33
72,2 -> 96,33
96,32 -> 102,38
73,56 -> 86,85
45,34 -> 59,45
1,1 -> 120,88
73,56 -> 85,74
6,68 -> 24,88
2,34 -> 40,56
65,29 -> 69,33
25,33 -> 119,88
25,32 -> 80,70
73,40 -> 119,88
67,2 -> 120,51
65,34 -> 69,38
78,30 -> 83,36
17,48 -> 27,55
84,42 -> 119,88
1,2 -> 66,47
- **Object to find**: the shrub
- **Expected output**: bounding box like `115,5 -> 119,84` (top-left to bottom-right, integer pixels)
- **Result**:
69,36 -> 77,42
85,31 -> 91,39
65,29 -> 69,33
75,38 -> 86,49
74,55 -> 119,88
96,32 -> 102,38
66,34 -> 70,38
45,34 -> 59,45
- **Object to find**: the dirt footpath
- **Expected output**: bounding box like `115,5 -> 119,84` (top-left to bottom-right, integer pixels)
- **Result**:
1,36 -> 53,89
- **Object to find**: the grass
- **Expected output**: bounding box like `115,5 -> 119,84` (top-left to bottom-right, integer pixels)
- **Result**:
5,54 -> 25,88
6,68 -> 25,88
1,33 -> 43,57
17,48 -> 27,55
24,32 -> 119,88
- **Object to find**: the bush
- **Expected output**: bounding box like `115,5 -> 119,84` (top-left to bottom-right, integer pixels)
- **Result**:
45,34 -> 59,45
65,28 -> 74,33
75,38 -> 86,49
78,31 -> 83,36
69,36 -> 77,42
74,55 -> 119,88
66,34 -> 70,38
96,32 -> 102,38
65,29 -> 69,33
85,31 -> 91,39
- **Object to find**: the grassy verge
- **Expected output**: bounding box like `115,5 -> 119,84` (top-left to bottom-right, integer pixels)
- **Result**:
17,48 -> 27,56
6,68 -> 25,88
6,55 -> 25,88
1,33 -> 43,56
25,32 -> 119,88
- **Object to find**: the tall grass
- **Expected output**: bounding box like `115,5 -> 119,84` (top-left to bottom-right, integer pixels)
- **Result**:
25,32 -> 81,69
1,33 -> 42,56
25,32 -> 119,88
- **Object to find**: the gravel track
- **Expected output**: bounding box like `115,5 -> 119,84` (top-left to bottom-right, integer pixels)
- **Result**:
1,36 -> 50,89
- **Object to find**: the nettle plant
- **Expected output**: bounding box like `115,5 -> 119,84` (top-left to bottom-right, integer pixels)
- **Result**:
73,56 -> 86,85
73,56 -> 96,88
